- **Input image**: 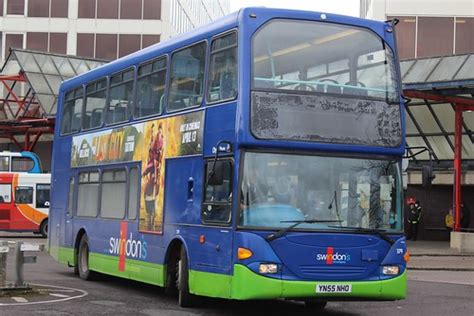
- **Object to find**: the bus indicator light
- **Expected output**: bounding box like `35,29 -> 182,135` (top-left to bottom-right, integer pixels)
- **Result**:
199,235 -> 205,244
237,247 -> 253,260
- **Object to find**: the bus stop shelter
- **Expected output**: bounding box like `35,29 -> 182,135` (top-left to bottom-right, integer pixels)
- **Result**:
0,49 -> 107,151
401,54 -> 474,236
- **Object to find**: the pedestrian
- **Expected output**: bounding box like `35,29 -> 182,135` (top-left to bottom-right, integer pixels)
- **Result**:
461,202 -> 471,231
445,208 -> 454,232
408,201 -> 422,241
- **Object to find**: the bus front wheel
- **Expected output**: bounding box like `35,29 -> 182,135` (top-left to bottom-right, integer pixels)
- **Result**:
177,247 -> 196,307
78,235 -> 96,281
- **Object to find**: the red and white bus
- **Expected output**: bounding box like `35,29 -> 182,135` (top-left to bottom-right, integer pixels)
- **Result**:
0,172 -> 51,237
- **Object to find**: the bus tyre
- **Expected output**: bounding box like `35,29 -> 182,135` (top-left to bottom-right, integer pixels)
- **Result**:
304,301 -> 327,310
177,247 -> 196,307
39,219 -> 48,238
78,236 -> 96,281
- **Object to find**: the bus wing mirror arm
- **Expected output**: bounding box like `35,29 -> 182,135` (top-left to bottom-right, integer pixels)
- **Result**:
208,140 -> 232,186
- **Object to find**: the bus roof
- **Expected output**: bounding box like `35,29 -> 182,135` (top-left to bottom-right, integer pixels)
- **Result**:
59,7 -> 390,94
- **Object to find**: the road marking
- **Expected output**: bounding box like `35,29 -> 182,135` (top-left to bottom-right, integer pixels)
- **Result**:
49,293 -> 70,298
0,283 -> 88,306
11,297 -> 28,303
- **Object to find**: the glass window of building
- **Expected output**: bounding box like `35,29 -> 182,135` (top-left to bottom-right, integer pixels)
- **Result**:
7,0 -> 25,15
388,16 -> 416,60
120,0 -> 142,19
142,35 -> 160,49
77,33 -> 95,58
119,34 -> 141,57
96,34 -> 118,60
50,33 -> 67,54
51,0 -> 68,17
417,17 -> 454,58
455,18 -> 474,55
28,0 -> 49,17
5,34 -> 24,59
97,0 -> 118,19
143,0 -> 161,19
78,0 -> 96,18
27,32 -> 48,51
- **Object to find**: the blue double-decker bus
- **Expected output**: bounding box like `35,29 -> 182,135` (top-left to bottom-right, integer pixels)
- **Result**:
49,7 -> 407,309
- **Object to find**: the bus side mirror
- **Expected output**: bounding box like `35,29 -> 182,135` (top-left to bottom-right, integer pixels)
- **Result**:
422,165 -> 435,188
208,161 -> 225,186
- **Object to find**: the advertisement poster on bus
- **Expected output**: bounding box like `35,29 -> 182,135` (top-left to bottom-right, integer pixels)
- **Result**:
70,110 -> 204,234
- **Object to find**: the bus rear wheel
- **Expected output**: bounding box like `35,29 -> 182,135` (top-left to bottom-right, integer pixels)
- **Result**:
78,235 -> 96,281
39,219 -> 48,238
177,247 -> 196,307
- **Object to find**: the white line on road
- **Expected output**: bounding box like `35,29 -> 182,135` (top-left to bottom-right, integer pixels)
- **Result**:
11,297 -> 28,303
49,293 -> 70,298
0,283 -> 88,306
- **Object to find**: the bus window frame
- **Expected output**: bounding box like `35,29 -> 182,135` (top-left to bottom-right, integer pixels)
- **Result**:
99,168 -> 127,220
166,40 -> 208,114
201,157 -> 233,227
105,67 -> 136,126
126,165 -> 140,220
67,175 -> 76,217
76,169 -> 100,218
11,156 -> 35,173
60,86 -> 85,136
205,29 -> 239,106
83,77 -> 108,131
35,183 -> 51,209
133,56 -> 168,120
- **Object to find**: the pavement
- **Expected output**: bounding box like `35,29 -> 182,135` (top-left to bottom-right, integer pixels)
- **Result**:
406,240 -> 474,272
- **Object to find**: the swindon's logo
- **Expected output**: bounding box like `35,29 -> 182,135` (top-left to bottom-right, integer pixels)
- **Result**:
316,247 -> 351,264
109,221 -> 148,271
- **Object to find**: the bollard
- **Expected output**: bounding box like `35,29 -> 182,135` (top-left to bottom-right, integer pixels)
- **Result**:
0,240 -> 8,288
15,241 -> 24,287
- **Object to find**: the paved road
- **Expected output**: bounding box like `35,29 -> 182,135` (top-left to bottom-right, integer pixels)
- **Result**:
1,233 -> 474,316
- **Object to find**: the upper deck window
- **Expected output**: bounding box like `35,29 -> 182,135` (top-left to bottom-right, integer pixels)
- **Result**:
84,78 -> 107,129
135,58 -> 167,118
253,20 -> 398,102
0,157 -> 9,171
168,42 -> 206,112
12,157 -> 34,172
251,20 -> 402,147
207,31 -> 237,103
106,69 -> 134,125
61,87 -> 83,135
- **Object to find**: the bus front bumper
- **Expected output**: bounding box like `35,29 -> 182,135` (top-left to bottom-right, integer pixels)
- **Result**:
190,264 -> 407,301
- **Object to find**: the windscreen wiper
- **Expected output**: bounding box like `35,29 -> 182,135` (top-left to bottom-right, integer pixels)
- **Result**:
327,225 -> 395,245
266,220 -> 343,242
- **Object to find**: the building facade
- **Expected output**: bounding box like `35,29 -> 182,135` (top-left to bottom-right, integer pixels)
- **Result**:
0,0 -> 230,62
361,0 -> 474,239
361,0 -> 474,59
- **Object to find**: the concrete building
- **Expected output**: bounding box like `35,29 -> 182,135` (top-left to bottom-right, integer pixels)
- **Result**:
361,0 -> 474,241
0,0 -> 230,62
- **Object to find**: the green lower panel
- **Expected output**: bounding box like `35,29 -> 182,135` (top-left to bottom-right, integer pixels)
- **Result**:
230,264 -> 407,300
89,253 -> 165,287
51,246 -> 74,266
189,270 -> 232,298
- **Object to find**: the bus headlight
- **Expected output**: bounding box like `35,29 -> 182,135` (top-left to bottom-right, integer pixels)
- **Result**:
382,266 -> 399,275
259,263 -> 278,274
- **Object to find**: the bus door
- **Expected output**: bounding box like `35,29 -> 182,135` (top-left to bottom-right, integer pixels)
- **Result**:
64,176 -> 75,247
198,159 -> 234,274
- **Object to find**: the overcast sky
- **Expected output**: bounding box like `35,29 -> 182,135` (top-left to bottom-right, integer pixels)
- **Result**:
230,0 -> 360,17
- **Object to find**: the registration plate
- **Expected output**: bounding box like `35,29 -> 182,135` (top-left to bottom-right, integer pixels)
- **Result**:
316,284 -> 352,293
